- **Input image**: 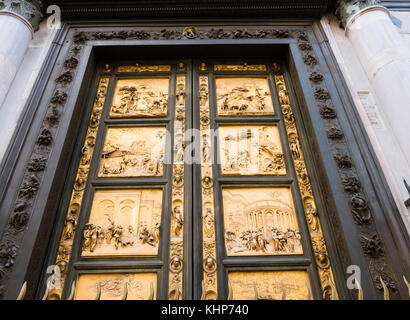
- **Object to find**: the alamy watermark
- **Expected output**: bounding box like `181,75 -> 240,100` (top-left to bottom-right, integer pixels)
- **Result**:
46,5 -> 61,30
346,265 -> 362,290
143,127 -> 264,172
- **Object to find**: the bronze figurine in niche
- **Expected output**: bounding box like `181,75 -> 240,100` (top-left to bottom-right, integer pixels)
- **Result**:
223,187 -> 303,256
219,125 -> 286,176
98,127 -> 166,178
110,78 -> 169,118
81,189 -> 163,257
216,77 -> 274,116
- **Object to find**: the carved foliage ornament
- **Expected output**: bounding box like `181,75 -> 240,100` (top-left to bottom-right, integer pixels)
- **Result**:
73,28 -> 292,44
293,27 -> 397,296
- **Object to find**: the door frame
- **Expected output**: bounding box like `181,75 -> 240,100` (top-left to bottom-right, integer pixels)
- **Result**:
0,22 -> 408,300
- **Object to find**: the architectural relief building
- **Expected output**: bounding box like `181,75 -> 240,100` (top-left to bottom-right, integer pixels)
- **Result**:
0,0 -> 409,300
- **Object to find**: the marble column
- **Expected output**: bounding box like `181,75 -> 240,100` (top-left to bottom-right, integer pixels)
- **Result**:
0,0 -> 44,108
335,1 -> 410,215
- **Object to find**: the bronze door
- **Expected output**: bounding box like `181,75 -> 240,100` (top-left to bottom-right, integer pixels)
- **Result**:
41,60 -> 338,300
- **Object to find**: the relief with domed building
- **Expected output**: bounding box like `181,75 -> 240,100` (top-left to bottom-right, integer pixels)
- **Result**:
223,187 -> 303,256
81,189 -> 163,257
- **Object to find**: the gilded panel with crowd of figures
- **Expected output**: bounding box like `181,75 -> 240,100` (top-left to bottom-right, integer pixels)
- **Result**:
74,273 -> 157,300
223,187 -> 303,256
98,126 -> 166,178
219,125 -> 286,176
228,271 -> 311,300
110,78 -> 169,118
82,189 -> 163,257
216,77 -> 274,116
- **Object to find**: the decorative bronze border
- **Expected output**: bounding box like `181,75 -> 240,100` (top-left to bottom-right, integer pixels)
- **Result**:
199,74 -> 218,300
275,74 -> 338,299
53,77 -> 110,294
0,38 -> 84,297
168,75 -> 186,300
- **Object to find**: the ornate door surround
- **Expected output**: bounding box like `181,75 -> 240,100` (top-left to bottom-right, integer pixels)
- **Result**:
0,24 -> 408,300
32,59 -> 337,300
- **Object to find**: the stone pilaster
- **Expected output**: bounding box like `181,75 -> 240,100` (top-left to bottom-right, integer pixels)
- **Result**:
0,1 -> 46,109
0,0 -> 45,31
333,0 -> 410,230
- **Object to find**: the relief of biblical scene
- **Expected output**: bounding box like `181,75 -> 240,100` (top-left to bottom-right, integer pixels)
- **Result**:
216,77 -> 274,116
98,127 -> 166,177
223,187 -> 303,256
219,125 -> 286,176
228,271 -> 312,300
81,189 -> 162,257
74,273 -> 157,300
110,78 -> 169,118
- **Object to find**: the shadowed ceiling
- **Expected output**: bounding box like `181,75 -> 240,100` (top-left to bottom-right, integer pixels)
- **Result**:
47,0 -> 334,20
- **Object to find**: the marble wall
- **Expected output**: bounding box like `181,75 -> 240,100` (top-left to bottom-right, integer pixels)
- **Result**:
320,9 -> 410,232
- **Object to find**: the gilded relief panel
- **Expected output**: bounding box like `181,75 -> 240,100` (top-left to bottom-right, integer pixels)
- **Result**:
216,77 -> 274,116
74,273 -> 157,300
110,78 -> 169,118
219,125 -> 286,176
81,189 -> 162,257
118,64 -> 171,73
223,187 -> 303,256
214,64 -> 267,72
98,126 -> 166,177
228,271 -> 311,300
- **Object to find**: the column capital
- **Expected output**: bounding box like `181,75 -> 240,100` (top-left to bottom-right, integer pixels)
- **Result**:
334,0 -> 383,28
0,0 -> 45,32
